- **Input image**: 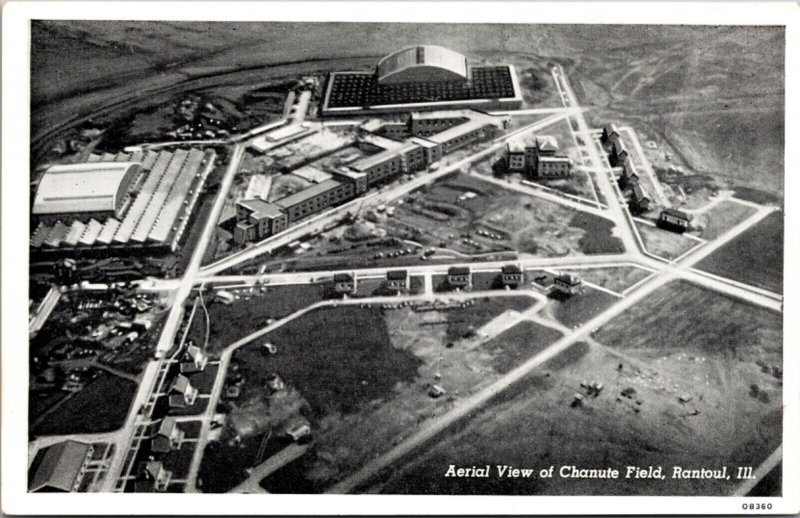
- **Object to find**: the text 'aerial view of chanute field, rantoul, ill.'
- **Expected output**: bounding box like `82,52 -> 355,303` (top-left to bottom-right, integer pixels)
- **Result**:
27,21 -> 784,496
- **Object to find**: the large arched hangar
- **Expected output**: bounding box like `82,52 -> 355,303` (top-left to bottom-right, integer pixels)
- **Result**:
376,45 -> 470,85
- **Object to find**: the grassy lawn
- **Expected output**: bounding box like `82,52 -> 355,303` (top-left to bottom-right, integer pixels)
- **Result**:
188,283 -> 331,353
371,327 -> 781,496
235,306 -> 421,418
691,201 -> 757,240
551,288 -> 619,329
569,212 -> 625,254
696,211 -> 783,294
483,321 -> 563,372
635,221 -> 700,260
563,266 -> 652,294
31,373 -> 136,436
593,280 -> 781,364
445,296 -> 535,342
199,306 -> 422,493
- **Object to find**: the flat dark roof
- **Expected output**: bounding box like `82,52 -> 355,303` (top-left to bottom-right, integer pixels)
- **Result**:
325,66 -> 517,110
386,269 -> 408,280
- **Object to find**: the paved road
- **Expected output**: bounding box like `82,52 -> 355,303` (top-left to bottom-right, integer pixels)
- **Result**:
229,443 -> 310,494
732,445 -> 783,496
552,66 -> 640,256
29,286 -> 60,336
100,143 -> 246,490
155,143 -> 245,356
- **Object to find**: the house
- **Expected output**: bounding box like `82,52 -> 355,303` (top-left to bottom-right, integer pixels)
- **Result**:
169,374 -> 198,408
601,123 -> 619,144
180,344 -> 208,374
618,158 -> 640,189
611,141 -> 629,167
333,272 -> 356,294
151,417 -> 184,453
553,274 -> 582,296
658,208 -> 691,232
135,460 -> 172,492
28,440 -> 94,492
630,184 -> 652,213
385,269 -> 409,291
447,266 -> 472,288
506,140 -> 526,172
500,264 -> 524,287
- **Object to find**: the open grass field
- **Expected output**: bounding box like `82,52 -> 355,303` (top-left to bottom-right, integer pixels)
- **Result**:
594,280 -> 781,365
185,283 -> 332,354
201,295 -> 559,492
689,201 -> 757,240
562,266 -> 652,294
387,173 -> 623,258
568,212 -> 625,254
31,373 -> 137,436
635,221 -> 700,260
249,306 -> 421,416
483,321 -> 563,372
696,211 -> 783,294
369,332 -> 781,495
549,288 -> 619,329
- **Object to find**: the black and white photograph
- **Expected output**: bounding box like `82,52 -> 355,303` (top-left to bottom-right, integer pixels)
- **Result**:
2,2 -> 798,515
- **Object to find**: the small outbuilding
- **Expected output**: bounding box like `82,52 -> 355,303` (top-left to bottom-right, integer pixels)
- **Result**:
333,272 -> 356,294
658,208 -> 691,232
553,273 -> 582,296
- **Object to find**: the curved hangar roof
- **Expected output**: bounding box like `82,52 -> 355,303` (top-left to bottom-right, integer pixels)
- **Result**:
33,162 -> 140,217
376,45 -> 469,85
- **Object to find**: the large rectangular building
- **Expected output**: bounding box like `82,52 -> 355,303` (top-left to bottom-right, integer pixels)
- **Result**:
321,45 -> 522,116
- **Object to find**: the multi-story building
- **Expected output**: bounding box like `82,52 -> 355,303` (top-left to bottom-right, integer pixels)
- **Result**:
233,199 -> 289,245
618,157 -> 640,189
447,266 -> 472,288
385,270 -> 409,291
276,179 -> 355,224
500,264 -> 524,287
507,140 -> 526,172
630,184 -> 652,213
553,273 -> 582,296
526,136 -> 572,179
